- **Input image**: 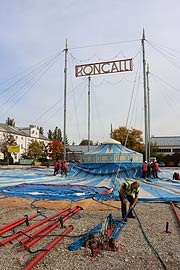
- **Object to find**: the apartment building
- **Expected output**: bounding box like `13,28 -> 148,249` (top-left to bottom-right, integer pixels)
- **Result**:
0,123 -> 49,162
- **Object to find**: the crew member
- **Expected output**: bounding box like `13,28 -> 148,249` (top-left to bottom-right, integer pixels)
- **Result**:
142,161 -> 149,178
118,181 -> 140,220
63,160 -> 69,176
173,172 -> 180,180
54,160 -> 60,176
153,160 -> 159,178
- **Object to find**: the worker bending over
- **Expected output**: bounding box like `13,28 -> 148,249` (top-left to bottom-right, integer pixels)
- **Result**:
118,181 -> 140,220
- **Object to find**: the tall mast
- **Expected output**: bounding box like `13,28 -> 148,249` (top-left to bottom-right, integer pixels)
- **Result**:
63,39 -> 68,160
88,76 -> 91,152
146,63 -> 151,161
142,29 -> 148,161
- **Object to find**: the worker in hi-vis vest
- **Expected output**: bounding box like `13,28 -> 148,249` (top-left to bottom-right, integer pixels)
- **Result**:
118,181 -> 140,221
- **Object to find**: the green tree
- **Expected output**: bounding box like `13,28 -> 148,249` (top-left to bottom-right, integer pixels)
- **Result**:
0,134 -> 17,164
48,130 -> 53,140
27,140 -> 43,162
39,141 -> 48,159
79,139 -> 93,145
150,142 -> 159,157
48,127 -> 63,141
38,126 -> 44,135
53,127 -> 62,141
6,117 -> 15,127
112,126 -> 144,153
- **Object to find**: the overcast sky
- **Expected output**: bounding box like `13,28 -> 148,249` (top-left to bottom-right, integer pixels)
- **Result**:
0,0 -> 180,144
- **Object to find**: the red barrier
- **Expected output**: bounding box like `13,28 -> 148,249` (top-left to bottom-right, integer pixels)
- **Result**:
24,225 -> 74,270
0,214 -> 38,236
0,207 -> 70,246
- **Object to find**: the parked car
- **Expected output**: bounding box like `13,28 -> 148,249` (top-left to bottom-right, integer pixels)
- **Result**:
159,162 -> 165,167
167,161 -> 175,167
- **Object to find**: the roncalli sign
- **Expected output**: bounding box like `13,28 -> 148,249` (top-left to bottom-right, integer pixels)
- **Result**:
75,58 -> 133,77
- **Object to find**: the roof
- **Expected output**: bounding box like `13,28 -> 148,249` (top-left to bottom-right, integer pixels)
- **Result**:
68,145 -> 98,153
0,123 -> 26,136
102,138 -> 121,145
151,136 -> 180,147
0,123 -> 49,140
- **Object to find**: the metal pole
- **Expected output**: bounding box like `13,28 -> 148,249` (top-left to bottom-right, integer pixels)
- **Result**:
63,39 -> 68,160
146,63 -> 151,162
141,29 -> 148,161
88,76 -> 91,152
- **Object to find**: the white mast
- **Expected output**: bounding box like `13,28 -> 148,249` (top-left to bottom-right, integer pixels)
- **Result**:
146,63 -> 151,161
88,76 -> 91,152
142,29 -> 149,161
63,39 -> 68,160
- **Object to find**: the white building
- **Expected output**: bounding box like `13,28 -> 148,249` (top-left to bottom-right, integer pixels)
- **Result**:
0,123 -> 49,163
151,136 -> 180,155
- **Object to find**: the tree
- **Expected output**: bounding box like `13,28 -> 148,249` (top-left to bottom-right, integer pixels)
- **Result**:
27,140 -> 43,162
48,127 -> 62,141
38,126 -> 44,135
112,126 -> 144,153
48,130 -> 53,140
0,134 -> 17,164
53,127 -> 62,141
6,117 -> 15,127
150,142 -> 159,157
48,140 -> 64,160
79,139 -> 93,145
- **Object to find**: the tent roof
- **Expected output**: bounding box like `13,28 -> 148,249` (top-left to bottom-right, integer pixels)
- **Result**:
102,138 -> 121,145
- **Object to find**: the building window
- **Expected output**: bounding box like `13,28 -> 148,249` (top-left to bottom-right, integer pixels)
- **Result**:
21,144 -> 23,149
173,149 -> 180,153
21,137 -> 23,140
157,149 -> 171,152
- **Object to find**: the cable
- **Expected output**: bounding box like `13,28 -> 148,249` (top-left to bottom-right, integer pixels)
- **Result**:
133,208 -> 169,270
0,53 -> 62,117
69,39 -> 140,50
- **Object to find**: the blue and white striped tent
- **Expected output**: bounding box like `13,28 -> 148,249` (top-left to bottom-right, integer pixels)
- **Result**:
81,138 -> 143,177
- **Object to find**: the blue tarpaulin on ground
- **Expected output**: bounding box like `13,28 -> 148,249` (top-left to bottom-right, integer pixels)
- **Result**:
0,165 -> 180,202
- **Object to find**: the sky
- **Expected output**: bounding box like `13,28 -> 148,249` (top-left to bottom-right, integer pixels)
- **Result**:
0,0 -> 180,144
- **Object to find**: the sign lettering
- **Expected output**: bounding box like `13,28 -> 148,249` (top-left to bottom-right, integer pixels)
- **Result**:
75,58 -> 133,77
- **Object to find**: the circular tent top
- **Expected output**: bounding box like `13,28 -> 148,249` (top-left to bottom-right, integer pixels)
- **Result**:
101,138 -> 121,145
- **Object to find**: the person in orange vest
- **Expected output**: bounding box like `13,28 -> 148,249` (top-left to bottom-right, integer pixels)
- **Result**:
152,160 -> 159,178
63,160 -> 69,176
54,160 -> 60,176
142,161 -> 149,178
173,172 -> 180,180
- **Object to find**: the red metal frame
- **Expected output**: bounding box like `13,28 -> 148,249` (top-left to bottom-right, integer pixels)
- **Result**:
24,225 -> 74,270
0,207 -> 70,246
0,213 -> 38,235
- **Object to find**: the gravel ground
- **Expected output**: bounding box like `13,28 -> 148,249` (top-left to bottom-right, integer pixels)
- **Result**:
0,202 -> 180,270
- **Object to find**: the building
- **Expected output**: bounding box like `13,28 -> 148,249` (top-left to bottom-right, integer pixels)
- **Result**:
150,136 -> 180,155
0,123 -> 49,163
67,145 -> 98,161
